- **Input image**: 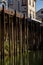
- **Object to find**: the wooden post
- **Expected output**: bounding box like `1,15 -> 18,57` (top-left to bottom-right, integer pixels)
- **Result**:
13,10 -> 16,65
33,22 -> 36,50
7,14 -> 11,65
11,14 -> 14,65
0,13 -> 1,59
1,5 -> 4,65
19,17 -> 22,65
15,11 -> 18,65
22,14 -> 26,65
26,19 -> 28,52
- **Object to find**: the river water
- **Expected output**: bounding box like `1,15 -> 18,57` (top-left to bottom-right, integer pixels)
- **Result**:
0,51 -> 43,65
29,51 -> 43,65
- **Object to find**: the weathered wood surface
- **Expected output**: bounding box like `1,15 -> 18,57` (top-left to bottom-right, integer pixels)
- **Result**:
0,7 -> 27,18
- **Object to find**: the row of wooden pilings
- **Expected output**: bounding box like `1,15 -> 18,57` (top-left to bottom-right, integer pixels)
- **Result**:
0,5 -> 29,65
0,5 -> 43,65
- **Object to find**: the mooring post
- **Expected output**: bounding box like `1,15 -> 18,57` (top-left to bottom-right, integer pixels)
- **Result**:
14,10 -> 16,65
22,14 -> 26,65
24,14 -> 25,52
7,14 -> 11,65
1,5 -> 4,65
19,16 -> 22,65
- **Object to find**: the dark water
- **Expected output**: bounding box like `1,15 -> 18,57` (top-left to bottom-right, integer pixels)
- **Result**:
29,51 -> 43,65
0,51 -> 43,65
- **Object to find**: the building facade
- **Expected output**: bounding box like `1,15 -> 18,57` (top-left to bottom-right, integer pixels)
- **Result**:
28,0 -> 36,19
0,0 -> 36,19
8,0 -> 36,19
36,8 -> 43,22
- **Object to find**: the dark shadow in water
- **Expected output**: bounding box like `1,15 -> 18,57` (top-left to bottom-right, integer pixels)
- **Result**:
29,51 -> 43,65
0,51 -> 43,65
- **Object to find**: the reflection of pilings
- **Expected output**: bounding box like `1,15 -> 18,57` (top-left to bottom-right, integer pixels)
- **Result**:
29,51 -> 43,65
1,5 -> 4,65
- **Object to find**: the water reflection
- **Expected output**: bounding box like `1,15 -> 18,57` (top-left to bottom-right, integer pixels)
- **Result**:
29,51 -> 43,65
0,51 -> 43,65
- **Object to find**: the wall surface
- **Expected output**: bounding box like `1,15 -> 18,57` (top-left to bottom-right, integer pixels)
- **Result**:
36,9 -> 43,21
8,0 -> 36,18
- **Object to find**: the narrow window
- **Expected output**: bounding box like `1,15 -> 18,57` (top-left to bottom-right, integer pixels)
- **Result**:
22,0 -> 26,6
29,0 -> 31,5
